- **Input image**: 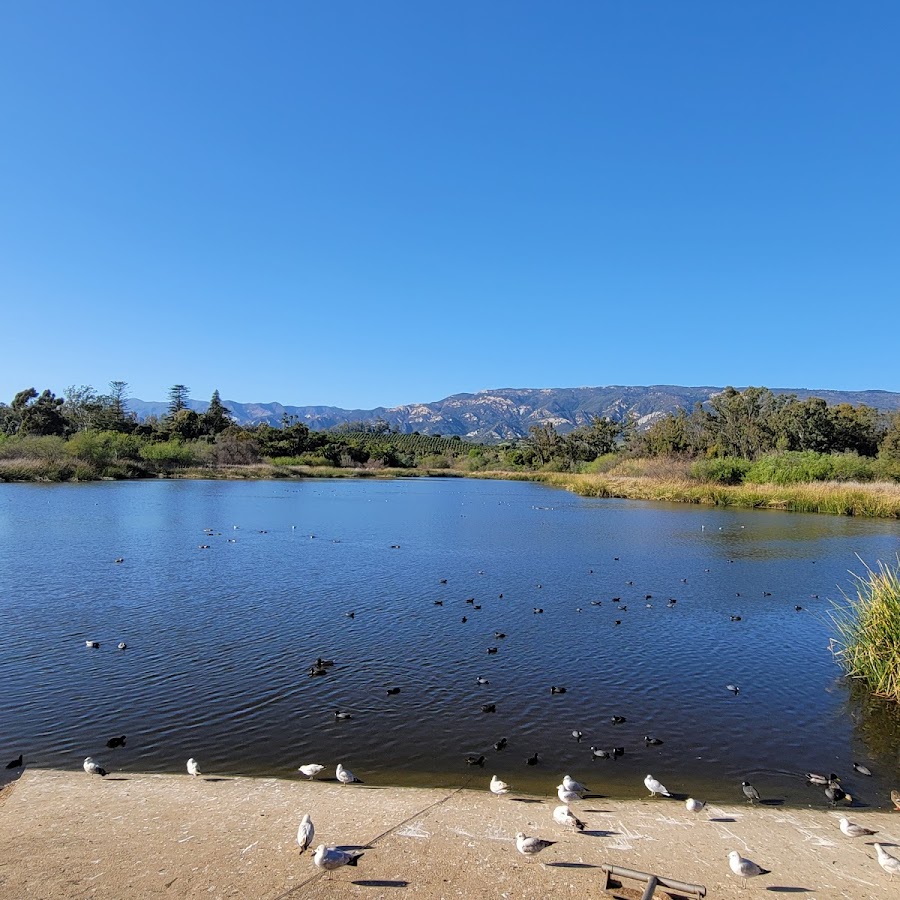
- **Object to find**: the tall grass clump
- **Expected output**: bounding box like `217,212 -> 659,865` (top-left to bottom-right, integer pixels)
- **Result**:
831,557 -> 900,701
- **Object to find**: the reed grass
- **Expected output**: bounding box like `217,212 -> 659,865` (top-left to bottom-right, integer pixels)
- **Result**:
830,557 -> 900,701
491,472 -> 900,518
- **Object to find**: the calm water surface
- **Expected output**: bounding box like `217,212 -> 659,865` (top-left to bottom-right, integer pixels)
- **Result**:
1,478 -> 899,806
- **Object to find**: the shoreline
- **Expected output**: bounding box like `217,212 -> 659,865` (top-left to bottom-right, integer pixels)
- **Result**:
3,465 -> 900,518
2,769 -> 899,898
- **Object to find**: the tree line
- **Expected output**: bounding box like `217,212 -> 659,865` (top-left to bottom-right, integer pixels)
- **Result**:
1,382 -> 899,482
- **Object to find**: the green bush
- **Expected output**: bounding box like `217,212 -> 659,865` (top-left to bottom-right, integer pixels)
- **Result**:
690,457 -> 751,484
139,439 -> 196,466
580,453 -> 621,474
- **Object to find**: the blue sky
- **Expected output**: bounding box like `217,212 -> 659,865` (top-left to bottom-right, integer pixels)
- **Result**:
2,1 -> 898,409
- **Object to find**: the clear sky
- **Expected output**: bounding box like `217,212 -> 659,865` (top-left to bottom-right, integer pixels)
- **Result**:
2,1 -> 898,410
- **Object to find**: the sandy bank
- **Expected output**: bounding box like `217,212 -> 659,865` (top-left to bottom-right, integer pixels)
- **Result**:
1,769 -> 898,898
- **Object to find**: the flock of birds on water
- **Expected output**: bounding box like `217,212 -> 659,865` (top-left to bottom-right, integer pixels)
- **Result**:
6,512 -> 900,890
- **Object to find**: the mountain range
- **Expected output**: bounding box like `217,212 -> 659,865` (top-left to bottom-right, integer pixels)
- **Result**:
126,385 -> 900,443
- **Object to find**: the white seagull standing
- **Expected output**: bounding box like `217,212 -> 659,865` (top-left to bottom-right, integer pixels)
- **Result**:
557,783 -> 582,804
562,774 -> 589,795
644,774 -> 671,797
728,850 -> 771,886
187,758 -> 202,777
685,797 -> 707,813
515,832 -> 557,856
875,843 -> 900,880
83,757 -> 107,776
553,804 -> 586,831
298,764 -> 324,780
489,775 -> 510,797
839,817 -> 878,838
336,762 -> 362,785
313,844 -> 363,872
297,814 -> 315,853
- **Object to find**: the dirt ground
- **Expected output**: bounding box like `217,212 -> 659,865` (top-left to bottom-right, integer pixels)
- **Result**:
1,769 -> 899,899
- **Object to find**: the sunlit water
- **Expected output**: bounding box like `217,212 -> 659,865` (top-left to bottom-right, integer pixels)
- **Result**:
1,478 -> 899,807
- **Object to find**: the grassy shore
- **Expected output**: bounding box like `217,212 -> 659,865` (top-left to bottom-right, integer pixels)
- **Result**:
518,471 -> 900,518
4,457 -> 900,517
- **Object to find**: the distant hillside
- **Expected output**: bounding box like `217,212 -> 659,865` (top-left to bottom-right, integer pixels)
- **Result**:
128,385 -> 900,443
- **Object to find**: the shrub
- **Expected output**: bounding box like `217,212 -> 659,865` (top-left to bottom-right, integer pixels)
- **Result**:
139,439 -> 196,467
690,457 -> 751,485
831,557 -> 900,702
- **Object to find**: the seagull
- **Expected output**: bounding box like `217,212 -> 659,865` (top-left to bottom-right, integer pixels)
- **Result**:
106,735 -> 126,749
875,843 -> 900,880
742,781 -> 761,803
553,804 -> 586,831
891,790 -> 900,811
5,754 -> 23,769
839,817 -> 878,838
187,758 -> 202,777
336,762 -> 362,784
557,784 -> 582,804
490,775 -> 510,797
562,774 -> 589,795
515,832 -> 556,856
644,774 -> 671,797
298,764 -> 324,780
686,798 -> 706,813
853,762 -> 873,777
83,757 -> 107,776
297,814 -> 315,853
728,850 -> 770,886
313,844 -> 363,871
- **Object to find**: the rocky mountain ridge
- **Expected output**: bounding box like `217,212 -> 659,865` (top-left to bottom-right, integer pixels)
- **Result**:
126,385 -> 900,442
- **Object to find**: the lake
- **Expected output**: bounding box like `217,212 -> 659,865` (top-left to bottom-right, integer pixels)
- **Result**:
1,477 -> 899,806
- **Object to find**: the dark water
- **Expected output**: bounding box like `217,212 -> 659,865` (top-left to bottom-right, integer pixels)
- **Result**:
1,478 -> 899,807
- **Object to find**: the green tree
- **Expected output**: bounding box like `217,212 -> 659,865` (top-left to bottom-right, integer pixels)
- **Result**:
167,384 -> 191,417
201,389 -> 233,436
526,423 -> 561,466
19,389 -> 68,437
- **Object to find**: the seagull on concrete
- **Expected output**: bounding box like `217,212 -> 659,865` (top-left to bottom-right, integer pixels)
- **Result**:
490,775 -> 510,797
553,804 -> 586,831
728,850 -> 770,886
839,817 -> 878,838
83,757 -> 107,776
298,764 -> 324,780
336,762 -> 362,784
644,774 -> 671,797
875,843 -> 900,880
515,832 -> 556,856
313,844 -> 363,871
557,784 -> 582,804
686,798 -> 706,813
297,814 -> 315,853
187,758 -> 202,777
562,774 -> 589,795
